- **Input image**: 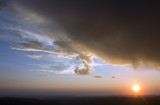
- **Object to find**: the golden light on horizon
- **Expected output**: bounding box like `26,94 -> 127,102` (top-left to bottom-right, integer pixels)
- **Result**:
132,85 -> 141,93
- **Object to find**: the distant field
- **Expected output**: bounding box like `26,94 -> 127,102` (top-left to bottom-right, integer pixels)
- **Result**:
0,96 -> 160,105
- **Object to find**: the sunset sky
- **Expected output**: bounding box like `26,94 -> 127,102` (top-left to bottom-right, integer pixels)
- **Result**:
0,0 -> 160,96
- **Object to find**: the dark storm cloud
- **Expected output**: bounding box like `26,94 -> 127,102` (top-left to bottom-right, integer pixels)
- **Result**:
9,0 -> 160,70
0,0 -> 7,11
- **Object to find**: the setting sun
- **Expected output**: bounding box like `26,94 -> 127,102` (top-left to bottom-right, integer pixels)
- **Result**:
132,85 -> 141,93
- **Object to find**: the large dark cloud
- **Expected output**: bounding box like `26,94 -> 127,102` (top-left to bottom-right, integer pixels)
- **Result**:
0,0 -> 7,11
8,0 -> 160,71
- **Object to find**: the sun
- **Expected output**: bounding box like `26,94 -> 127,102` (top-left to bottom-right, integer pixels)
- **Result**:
132,85 -> 141,93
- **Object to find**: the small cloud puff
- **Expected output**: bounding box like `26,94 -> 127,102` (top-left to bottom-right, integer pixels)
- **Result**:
94,75 -> 103,78
37,75 -> 48,77
112,76 -> 116,79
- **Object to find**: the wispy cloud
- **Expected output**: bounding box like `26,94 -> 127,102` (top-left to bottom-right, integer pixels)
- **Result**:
30,62 -> 76,75
27,55 -> 42,59
11,38 -> 93,75
37,69 -> 74,75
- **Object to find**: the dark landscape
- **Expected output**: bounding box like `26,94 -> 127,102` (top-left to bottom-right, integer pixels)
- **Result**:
1,96 -> 160,105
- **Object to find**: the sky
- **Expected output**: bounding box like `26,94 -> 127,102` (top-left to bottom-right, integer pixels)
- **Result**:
0,0 -> 160,96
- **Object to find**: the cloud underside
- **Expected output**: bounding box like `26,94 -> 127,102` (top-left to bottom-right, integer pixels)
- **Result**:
7,0 -> 160,74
